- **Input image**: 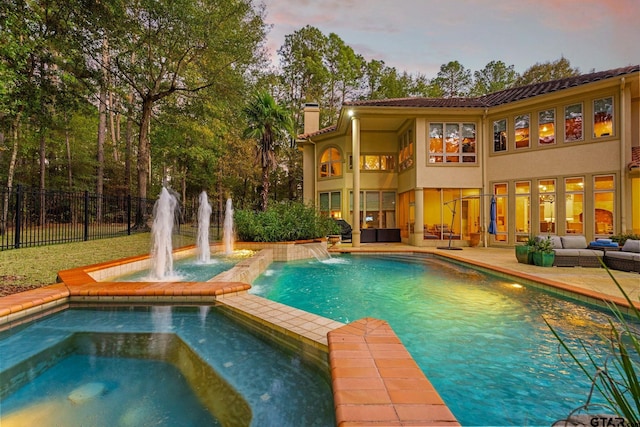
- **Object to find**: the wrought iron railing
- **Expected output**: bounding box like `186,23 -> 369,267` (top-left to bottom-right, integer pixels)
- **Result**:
0,185 -> 222,251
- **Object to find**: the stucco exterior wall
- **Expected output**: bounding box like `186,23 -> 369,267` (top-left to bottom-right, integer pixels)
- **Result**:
486,140 -> 621,182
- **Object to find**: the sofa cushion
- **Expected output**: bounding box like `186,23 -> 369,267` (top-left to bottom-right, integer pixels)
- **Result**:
538,235 -> 562,249
606,251 -> 640,261
576,249 -> 603,257
561,235 -> 588,249
621,239 -> 640,253
553,249 -> 581,256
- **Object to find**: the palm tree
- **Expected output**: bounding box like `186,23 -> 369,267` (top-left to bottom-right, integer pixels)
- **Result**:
243,91 -> 293,211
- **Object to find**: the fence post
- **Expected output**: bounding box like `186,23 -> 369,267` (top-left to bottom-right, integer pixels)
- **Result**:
84,191 -> 89,241
127,194 -> 131,235
14,185 -> 22,249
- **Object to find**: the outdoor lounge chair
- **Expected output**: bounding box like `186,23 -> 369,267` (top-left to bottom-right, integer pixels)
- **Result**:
603,239 -> 640,273
334,219 -> 352,243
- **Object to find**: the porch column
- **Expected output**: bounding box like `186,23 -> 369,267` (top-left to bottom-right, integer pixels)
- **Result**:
302,103 -> 320,207
620,78 -> 629,232
481,109 -> 489,247
302,143 -> 315,205
351,115 -> 361,247
414,188 -> 424,244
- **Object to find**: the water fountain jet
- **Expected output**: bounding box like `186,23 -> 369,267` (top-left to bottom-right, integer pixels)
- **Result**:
150,187 -> 178,279
196,191 -> 212,263
223,198 -> 234,255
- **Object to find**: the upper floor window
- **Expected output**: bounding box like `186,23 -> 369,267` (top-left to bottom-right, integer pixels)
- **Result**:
493,119 -> 507,152
429,124 -> 444,162
538,109 -> 556,145
515,114 -> 530,149
349,154 -> 396,171
319,147 -> 341,178
594,97 -> 613,138
564,103 -> 583,142
429,122 -> 476,163
398,128 -> 414,171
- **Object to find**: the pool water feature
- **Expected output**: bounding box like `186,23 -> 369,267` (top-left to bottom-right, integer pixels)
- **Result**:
150,187 -> 178,280
197,191 -> 212,263
115,254 -> 242,282
0,306 -> 335,427
250,254 -> 638,426
223,198 -> 234,255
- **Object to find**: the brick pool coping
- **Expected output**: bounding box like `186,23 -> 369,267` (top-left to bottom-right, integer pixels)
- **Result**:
3,244 -> 638,426
328,318 -> 459,426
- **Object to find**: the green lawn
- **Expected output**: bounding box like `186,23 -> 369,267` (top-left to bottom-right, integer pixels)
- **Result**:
0,233 -> 196,295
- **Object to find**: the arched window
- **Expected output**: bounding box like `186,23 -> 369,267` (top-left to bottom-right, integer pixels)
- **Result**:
319,147 -> 342,178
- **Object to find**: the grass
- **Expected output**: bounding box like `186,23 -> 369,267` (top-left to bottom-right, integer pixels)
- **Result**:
0,233 -> 196,293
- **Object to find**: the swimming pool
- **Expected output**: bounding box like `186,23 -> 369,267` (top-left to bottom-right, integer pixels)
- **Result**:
250,254 -> 634,426
0,305 -> 335,426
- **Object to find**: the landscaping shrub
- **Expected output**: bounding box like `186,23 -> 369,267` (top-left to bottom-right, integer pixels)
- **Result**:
611,233 -> 640,246
234,201 -> 340,242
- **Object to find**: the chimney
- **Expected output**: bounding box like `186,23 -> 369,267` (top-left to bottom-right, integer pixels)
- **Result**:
303,103 -> 320,135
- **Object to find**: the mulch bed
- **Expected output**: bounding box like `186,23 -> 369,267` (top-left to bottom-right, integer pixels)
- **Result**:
0,276 -> 44,297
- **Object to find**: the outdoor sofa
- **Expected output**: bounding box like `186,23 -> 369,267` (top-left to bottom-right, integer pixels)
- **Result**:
603,239 -> 640,273
536,235 -> 603,268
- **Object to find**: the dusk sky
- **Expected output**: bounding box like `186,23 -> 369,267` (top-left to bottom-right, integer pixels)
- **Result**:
260,0 -> 640,78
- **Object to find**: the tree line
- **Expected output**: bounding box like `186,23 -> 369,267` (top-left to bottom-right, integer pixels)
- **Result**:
0,1 -> 583,219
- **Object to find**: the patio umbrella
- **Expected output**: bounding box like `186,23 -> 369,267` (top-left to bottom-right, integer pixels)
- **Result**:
488,195 -> 497,235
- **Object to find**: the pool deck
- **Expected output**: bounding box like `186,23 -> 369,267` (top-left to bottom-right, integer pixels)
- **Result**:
1,243 -> 639,426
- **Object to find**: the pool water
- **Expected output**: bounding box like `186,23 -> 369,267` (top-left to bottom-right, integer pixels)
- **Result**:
2,354 -> 220,426
0,306 -> 335,427
250,254 -> 636,426
117,255 -> 239,282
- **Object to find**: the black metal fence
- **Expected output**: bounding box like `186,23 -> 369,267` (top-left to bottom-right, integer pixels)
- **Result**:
0,185 -> 223,251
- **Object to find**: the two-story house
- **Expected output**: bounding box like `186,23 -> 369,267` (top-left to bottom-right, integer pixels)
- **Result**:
298,65 -> 640,247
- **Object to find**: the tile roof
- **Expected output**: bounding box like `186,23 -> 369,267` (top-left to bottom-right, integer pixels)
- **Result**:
298,125 -> 337,140
344,97 -> 485,108
477,65 -> 640,107
344,65 -> 639,109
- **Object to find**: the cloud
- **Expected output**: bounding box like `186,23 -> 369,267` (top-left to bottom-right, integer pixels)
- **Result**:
260,0 -> 639,76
